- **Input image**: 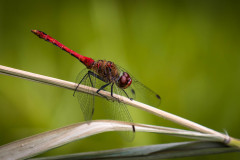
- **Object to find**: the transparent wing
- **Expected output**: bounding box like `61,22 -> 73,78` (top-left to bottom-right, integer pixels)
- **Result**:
127,78 -> 161,107
117,65 -> 161,107
105,84 -> 135,141
75,69 -> 96,121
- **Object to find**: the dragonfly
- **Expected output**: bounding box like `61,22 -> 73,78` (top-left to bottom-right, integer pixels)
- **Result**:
31,30 -> 161,141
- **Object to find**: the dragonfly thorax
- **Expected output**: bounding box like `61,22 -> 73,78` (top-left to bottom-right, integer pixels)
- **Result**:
90,60 -> 132,89
91,60 -> 120,83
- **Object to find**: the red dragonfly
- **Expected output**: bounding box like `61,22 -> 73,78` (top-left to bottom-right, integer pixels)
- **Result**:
32,30 -> 161,140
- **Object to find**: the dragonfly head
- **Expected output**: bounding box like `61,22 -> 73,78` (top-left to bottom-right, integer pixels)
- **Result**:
118,72 -> 132,89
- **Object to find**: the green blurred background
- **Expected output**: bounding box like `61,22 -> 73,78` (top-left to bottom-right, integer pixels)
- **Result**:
0,0 -> 240,159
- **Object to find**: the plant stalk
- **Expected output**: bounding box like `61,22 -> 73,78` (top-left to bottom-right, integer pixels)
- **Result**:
0,64 -> 239,148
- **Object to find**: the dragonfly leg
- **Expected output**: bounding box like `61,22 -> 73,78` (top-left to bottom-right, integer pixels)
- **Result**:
74,70 -> 95,121
111,83 -> 114,97
110,83 -> 127,103
88,70 -> 110,91
88,70 -> 107,83
110,83 -> 119,102
88,72 -> 94,87
121,88 -> 133,100
73,72 -> 89,96
96,83 -> 111,99
74,71 -> 96,95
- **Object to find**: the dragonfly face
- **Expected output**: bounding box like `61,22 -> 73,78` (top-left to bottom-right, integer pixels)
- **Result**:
117,72 -> 132,89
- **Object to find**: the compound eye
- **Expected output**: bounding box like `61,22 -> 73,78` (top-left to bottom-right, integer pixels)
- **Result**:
120,76 -> 127,85
118,72 -> 132,89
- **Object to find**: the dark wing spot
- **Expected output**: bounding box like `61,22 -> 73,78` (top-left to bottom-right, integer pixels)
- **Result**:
156,94 -> 161,100
132,125 -> 136,132
131,89 -> 135,95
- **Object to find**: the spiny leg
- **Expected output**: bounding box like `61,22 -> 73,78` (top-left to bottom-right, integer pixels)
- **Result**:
88,72 -> 94,88
110,83 -> 121,102
87,71 -> 113,99
88,70 -> 107,82
74,70 -> 95,121
74,71 -> 96,96
96,83 -> 111,99
111,83 -> 114,97
73,72 -> 89,96
110,83 -> 117,102
121,88 -> 133,100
